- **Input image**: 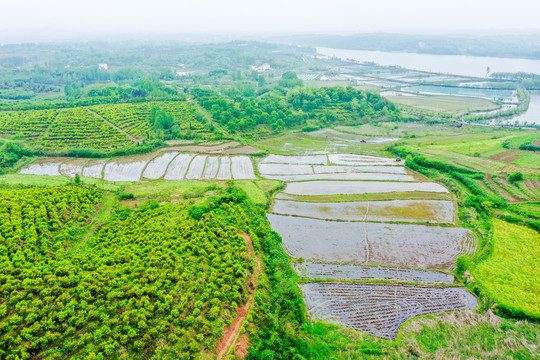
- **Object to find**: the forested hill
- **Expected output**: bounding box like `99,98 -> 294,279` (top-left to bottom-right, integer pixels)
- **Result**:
195,86 -> 398,134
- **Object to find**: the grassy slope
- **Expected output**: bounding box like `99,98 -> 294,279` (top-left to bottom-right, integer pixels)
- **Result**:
472,219 -> 540,318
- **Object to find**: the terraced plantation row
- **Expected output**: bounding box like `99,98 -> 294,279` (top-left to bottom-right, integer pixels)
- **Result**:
19,153 -> 256,181
264,154 -> 479,339
89,101 -> 204,139
0,101 -> 203,152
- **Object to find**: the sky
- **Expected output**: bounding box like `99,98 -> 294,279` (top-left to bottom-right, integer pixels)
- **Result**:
1,0 -> 540,40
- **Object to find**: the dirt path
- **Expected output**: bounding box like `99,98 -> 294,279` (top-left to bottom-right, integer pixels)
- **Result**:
68,192 -> 115,254
38,108 -> 63,141
216,233 -> 261,360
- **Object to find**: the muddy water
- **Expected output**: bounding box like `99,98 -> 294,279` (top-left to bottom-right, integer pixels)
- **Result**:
272,199 -> 456,223
294,262 -> 454,283
268,214 -> 475,271
264,155 -> 479,339
301,282 -> 478,340
283,181 -> 449,195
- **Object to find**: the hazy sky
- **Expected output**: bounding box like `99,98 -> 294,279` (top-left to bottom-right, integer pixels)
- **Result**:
2,0 -> 540,36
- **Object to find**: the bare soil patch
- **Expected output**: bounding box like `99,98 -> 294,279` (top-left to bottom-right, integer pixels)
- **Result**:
489,150 -> 521,163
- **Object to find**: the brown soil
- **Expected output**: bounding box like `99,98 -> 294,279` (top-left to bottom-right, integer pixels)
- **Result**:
489,150 -> 516,162
489,180 -> 521,202
166,142 -> 241,153
215,233 -> 260,360
162,142 -> 262,155
234,334 -> 251,359
534,137 -> 540,146
500,154 -> 521,163
224,146 -> 262,155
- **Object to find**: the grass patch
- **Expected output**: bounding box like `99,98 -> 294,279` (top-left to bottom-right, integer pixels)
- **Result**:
0,174 -> 120,191
472,219 -> 540,319
234,180 -> 267,206
255,179 -> 282,193
124,180 -> 220,198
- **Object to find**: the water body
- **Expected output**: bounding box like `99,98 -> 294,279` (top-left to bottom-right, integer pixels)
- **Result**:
318,47 -> 540,78
502,91 -> 540,125
404,85 -> 516,102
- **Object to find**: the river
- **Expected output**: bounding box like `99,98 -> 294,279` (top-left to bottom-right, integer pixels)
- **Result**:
502,91 -> 540,126
317,47 -> 540,78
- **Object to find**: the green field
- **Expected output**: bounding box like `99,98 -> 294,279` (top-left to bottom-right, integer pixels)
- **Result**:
472,220 -> 540,318
386,95 -> 500,115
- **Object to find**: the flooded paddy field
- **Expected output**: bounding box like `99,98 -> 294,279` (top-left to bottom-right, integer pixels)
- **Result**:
309,129 -> 400,144
272,199 -> 456,223
260,154 -> 328,165
184,155 -> 208,179
216,157 -> 232,180
231,156 -> 257,179
301,282 -> 478,339
20,153 -> 259,181
328,154 -> 402,166
263,172 -> 418,182
283,181 -> 449,196
268,214 -> 476,270
274,191 -> 454,202
142,152 -> 178,180
258,163 -> 315,176
81,159 -> 107,179
202,156 -> 220,179
314,165 -> 409,175
59,158 -> 88,177
164,154 -> 195,180
294,262 -> 454,283
19,158 -> 67,176
103,154 -> 156,182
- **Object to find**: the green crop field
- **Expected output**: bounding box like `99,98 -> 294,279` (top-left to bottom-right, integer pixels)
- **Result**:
472,220 -> 540,318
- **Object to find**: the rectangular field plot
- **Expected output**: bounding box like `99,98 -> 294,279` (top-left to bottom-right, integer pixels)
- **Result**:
82,159 -> 107,179
216,157 -> 232,180
260,154 -> 328,165
185,155 -> 208,179
268,214 -> 476,270
19,158 -> 65,176
283,181 -> 448,196
164,154 -> 195,180
328,154 -> 401,166
263,172 -> 418,182
202,157 -> 220,179
60,158 -> 88,177
258,164 -> 314,176
231,156 -> 256,179
301,282 -> 478,339
293,262 -> 454,283
103,154 -> 154,182
272,199 -> 456,223
142,152 -> 178,180
314,165 -> 408,175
